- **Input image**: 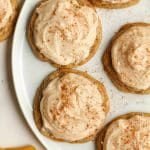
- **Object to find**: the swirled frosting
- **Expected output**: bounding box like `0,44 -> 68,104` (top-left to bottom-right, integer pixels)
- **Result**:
112,25 -> 150,90
0,0 -> 13,29
40,73 -> 106,141
103,115 -> 150,150
101,0 -> 130,4
34,0 -> 99,65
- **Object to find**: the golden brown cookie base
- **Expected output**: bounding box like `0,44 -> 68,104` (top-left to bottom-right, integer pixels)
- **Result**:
90,0 -> 140,9
102,22 -> 150,94
33,69 -> 109,143
0,0 -> 19,41
27,0 -> 102,68
96,112 -> 150,150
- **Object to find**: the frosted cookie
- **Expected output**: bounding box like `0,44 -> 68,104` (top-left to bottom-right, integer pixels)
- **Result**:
91,0 -> 140,9
97,112 -> 150,150
103,23 -> 150,94
0,0 -> 19,41
28,0 -> 102,68
33,69 -> 109,143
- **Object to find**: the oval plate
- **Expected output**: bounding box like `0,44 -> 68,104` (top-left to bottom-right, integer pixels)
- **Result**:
12,0 -> 150,149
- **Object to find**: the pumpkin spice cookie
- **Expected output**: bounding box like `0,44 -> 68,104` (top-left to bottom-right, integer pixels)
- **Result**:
96,112 -> 150,150
33,69 -> 109,143
28,0 -> 102,68
91,0 -> 140,9
0,0 -> 19,41
103,23 -> 150,94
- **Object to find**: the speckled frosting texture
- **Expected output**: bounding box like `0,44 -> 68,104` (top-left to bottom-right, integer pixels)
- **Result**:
33,0 -> 99,66
0,0 -> 13,29
103,115 -> 150,150
111,25 -> 150,90
40,73 -> 106,142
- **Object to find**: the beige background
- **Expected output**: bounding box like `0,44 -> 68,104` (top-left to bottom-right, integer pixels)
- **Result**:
0,40 -> 45,149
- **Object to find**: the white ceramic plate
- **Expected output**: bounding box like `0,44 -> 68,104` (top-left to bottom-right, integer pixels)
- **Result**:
12,0 -> 150,149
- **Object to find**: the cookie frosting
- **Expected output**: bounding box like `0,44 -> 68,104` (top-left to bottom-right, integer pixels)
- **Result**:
33,0 -> 99,65
103,115 -> 150,150
112,25 -> 150,90
40,73 -> 106,141
0,0 -> 13,29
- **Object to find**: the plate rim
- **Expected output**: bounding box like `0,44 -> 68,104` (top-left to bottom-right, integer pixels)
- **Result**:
11,0 -> 150,150
11,1 -> 48,149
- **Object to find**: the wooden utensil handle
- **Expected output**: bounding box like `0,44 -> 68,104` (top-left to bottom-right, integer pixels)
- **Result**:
0,146 -> 36,150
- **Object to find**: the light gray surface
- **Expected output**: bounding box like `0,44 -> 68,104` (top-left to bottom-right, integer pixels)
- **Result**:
0,40 -> 44,149
12,0 -> 150,150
